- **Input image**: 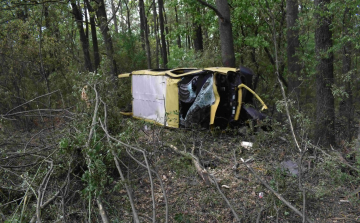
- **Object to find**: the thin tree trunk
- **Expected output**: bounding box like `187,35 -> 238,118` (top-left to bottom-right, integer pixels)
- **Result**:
84,4 -> 89,40
124,0 -> 131,35
175,5 -> 181,48
145,18 -> 152,68
71,1 -> 93,72
85,0 -> 101,71
193,25 -> 203,51
341,7 -> 353,142
314,0 -> 335,146
193,7 -> 203,52
139,0 -> 146,51
139,0 -> 151,68
96,0 -> 118,76
111,0 -> 119,33
286,0 -> 301,99
158,0 -> 167,68
152,1 -> 160,68
164,9 -> 170,58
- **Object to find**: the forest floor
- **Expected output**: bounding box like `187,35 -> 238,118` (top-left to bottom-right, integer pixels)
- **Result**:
116,124 -> 360,223
1,117 -> 359,222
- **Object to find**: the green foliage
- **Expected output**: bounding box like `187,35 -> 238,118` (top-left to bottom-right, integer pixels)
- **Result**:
174,212 -> 192,223
168,46 -> 222,68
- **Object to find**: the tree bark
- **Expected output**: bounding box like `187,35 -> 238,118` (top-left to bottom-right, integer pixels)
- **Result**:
341,7 -> 353,142
314,0 -> 335,147
124,0 -> 131,34
95,0 -> 118,76
111,0 -> 119,33
139,0 -> 146,51
158,0 -> 168,68
71,1 -> 93,72
193,24 -> 203,51
85,0 -> 101,71
164,9 -> 170,58
216,0 -> 235,67
139,0 -> 152,68
175,5 -> 181,48
152,1 -> 160,68
197,0 -> 235,67
193,8 -> 203,52
286,0 -> 301,99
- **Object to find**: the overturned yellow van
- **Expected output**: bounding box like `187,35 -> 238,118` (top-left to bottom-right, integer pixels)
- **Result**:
118,67 -> 268,129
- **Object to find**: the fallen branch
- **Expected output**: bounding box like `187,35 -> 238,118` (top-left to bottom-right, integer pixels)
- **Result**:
84,84 -> 110,223
30,167 -> 70,223
168,145 -> 240,221
209,174 -> 241,222
98,102 -> 140,223
126,148 -> 169,223
241,158 -> 314,223
169,144 -> 211,185
96,197 -> 109,223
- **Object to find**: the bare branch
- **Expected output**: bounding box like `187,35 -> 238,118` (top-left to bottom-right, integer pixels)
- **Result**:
98,103 -> 140,223
241,159 -> 314,223
5,90 -> 60,115
209,174 -> 241,222
195,0 -> 228,23
36,160 -> 54,223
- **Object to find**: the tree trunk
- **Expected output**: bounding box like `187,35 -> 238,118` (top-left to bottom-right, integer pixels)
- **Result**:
71,1 -> 93,72
152,2 -> 160,68
84,4 -> 89,40
197,0 -> 235,66
341,7 -> 353,142
111,0 -> 119,33
124,0 -> 131,34
145,18 -> 152,68
139,0 -> 151,68
164,9 -> 170,58
193,7 -> 203,52
90,16 -> 100,71
139,0 -> 146,51
215,0 -> 235,67
175,5 -> 181,48
286,0 -> 300,99
95,0 -> 118,76
314,0 -> 335,147
158,0 -> 168,68
85,0 -> 101,71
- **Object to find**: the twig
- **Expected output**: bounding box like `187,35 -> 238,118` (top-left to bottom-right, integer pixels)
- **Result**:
30,166 -> 70,223
256,206 -> 264,223
113,153 -> 140,223
126,148 -> 169,223
96,197 -> 109,223
5,90 -> 60,115
98,112 -> 140,223
241,159 -> 314,223
36,160 -> 54,223
209,174 -> 241,222
273,200 -> 279,223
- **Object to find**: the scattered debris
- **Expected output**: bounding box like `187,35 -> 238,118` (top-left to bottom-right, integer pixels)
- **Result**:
241,141 -> 253,149
221,185 -> 230,189
259,192 -> 264,199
